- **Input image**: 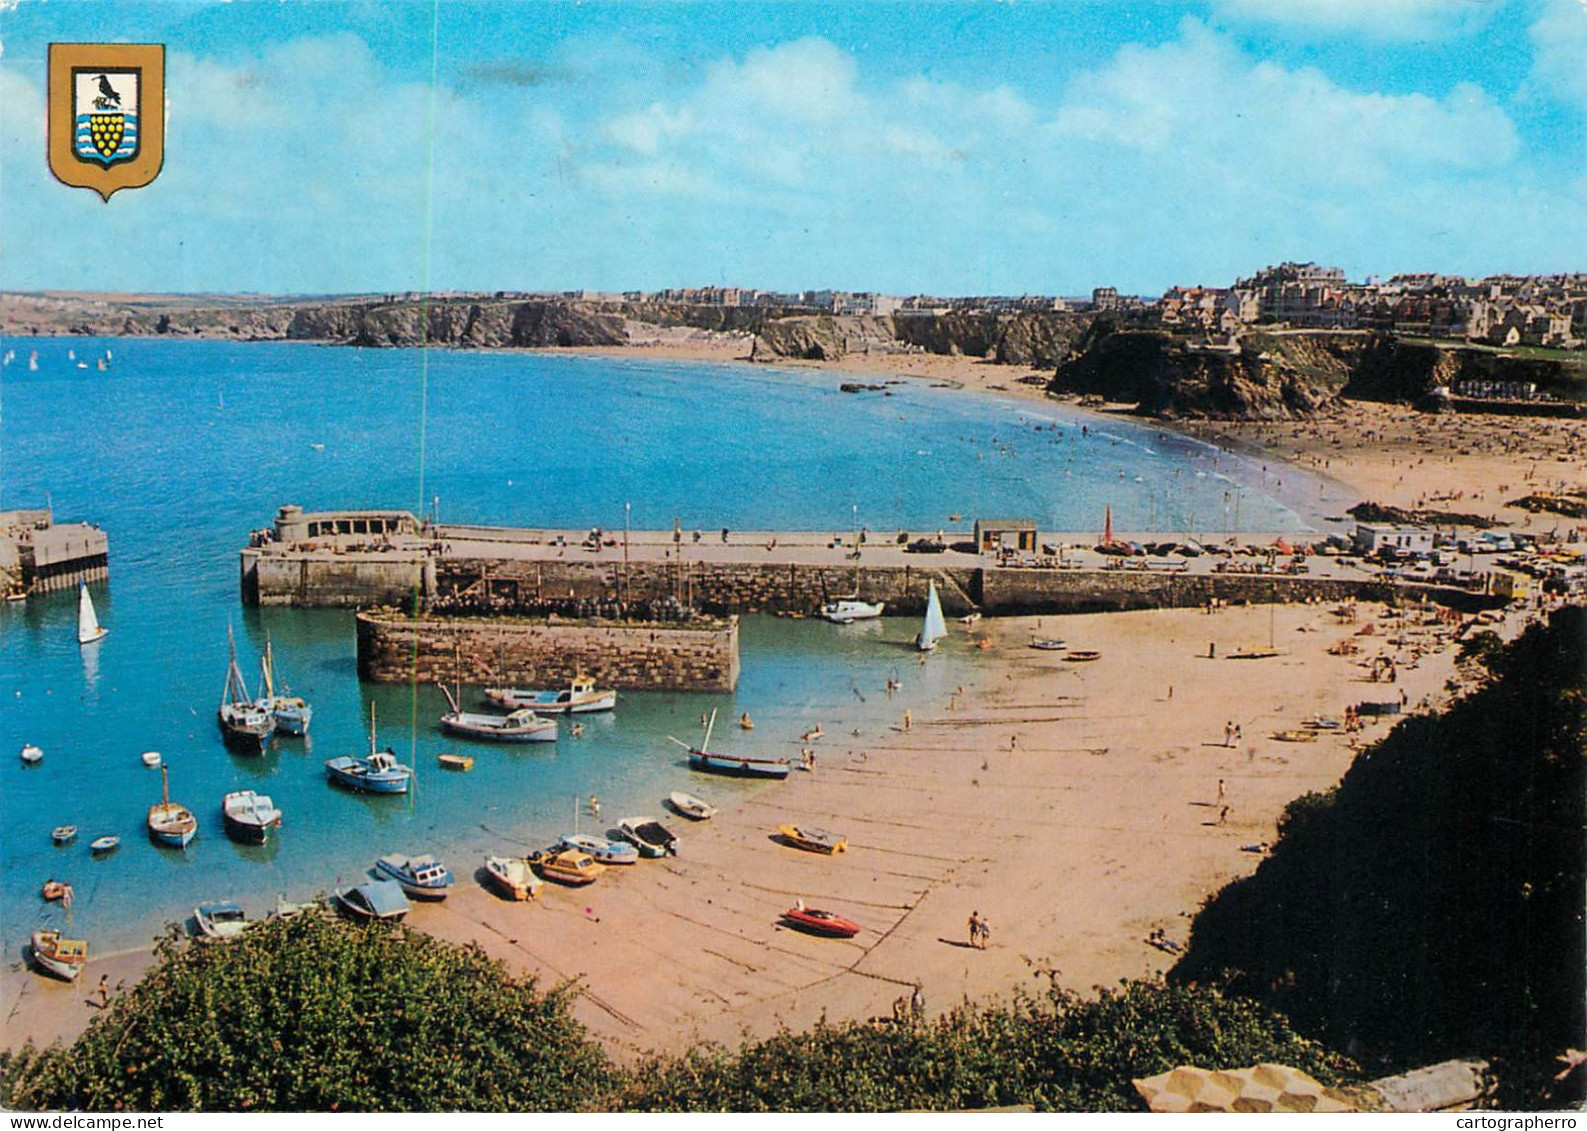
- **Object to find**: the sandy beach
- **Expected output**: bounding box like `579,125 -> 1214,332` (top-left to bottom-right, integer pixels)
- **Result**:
4,338 -> 1577,1063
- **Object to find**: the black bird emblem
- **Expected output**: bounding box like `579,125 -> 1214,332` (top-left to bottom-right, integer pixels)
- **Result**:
95,74 -> 122,107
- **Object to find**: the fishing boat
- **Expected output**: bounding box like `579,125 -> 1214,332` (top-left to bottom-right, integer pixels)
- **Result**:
334,881 -> 411,922
41,880 -> 73,902
821,597 -> 885,624
437,752 -> 474,771
140,750 -> 162,768
615,816 -> 678,857
674,710 -> 791,780
221,789 -> 283,845
667,790 -> 718,821
147,765 -> 198,849
217,625 -> 275,752
325,703 -> 413,794
558,833 -> 639,865
440,705 -> 557,743
777,824 -> 848,854
1063,650 -> 1102,662
29,928 -> 88,980
528,846 -> 605,886
194,901 -> 252,940
1271,729 -> 1319,743
51,825 -> 78,846
781,903 -> 861,939
915,580 -> 947,652
259,639 -> 313,736
484,855 -> 542,900
482,674 -> 616,714
89,835 -> 120,855
374,853 -> 455,901
1028,638 -> 1066,650
20,743 -> 42,765
76,581 -> 108,645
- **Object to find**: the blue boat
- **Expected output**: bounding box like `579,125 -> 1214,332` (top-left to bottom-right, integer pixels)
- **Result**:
559,833 -> 640,865
374,853 -> 454,900
334,881 -> 410,922
325,703 -> 412,794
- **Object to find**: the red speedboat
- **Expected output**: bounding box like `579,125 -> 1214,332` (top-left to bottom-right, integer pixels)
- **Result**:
782,904 -> 860,938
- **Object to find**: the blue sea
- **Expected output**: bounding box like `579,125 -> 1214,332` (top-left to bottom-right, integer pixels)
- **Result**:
0,338 -> 1332,958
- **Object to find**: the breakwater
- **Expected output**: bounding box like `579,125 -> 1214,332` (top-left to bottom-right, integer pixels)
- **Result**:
356,608 -> 740,691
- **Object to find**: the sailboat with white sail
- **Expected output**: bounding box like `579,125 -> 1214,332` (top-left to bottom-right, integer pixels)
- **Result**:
915,580 -> 947,652
76,582 -> 108,645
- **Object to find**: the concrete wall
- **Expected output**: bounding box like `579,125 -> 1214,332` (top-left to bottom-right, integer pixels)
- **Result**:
356,610 -> 740,691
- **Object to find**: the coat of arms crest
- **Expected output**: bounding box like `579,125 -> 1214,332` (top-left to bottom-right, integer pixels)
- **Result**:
48,43 -> 165,201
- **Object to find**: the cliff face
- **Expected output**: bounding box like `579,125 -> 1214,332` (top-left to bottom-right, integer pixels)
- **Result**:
1051,325 -> 1366,419
285,300 -> 629,348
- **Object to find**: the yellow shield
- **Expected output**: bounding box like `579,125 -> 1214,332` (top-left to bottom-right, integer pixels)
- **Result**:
48,43 -> 165,202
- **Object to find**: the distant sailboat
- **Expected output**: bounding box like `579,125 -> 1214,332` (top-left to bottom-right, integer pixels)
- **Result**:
77,582 -> 108,645
915,580 -> 947,652
28,351 -> 39,371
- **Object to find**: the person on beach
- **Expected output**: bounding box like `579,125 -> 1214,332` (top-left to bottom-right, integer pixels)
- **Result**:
1217,778 -> 1226,803
968,911 -> 982,947
97,975 -> 109,1007
903,710 -> 912,731
588,794 -> 600,818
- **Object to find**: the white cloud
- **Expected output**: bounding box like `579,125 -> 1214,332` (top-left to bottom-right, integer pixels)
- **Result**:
1527,0 -> 1587,108
1211,0 -> 1498,41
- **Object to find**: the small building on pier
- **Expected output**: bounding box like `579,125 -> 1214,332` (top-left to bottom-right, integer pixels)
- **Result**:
973,518 -> 1039,555
267,504 -> 420,545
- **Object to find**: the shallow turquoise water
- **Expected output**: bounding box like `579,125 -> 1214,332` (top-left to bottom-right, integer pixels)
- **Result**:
0,338 -> 1321,957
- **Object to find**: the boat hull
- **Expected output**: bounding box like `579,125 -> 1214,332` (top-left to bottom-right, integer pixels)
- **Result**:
821,600 -> 884,624
375,857 -> 454,900
688,750 -> 790,780
30,931 -> 87,980
484,856 -> 540,900
559,834 -> 639,865
782,908 -> 860,938
483,688 -> 617,714
222,812 -> 276,844
325,757 -> 412,794
440,712 -> 557,743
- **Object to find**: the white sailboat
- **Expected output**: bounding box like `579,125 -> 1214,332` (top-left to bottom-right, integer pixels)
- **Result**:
77,582 -> 108,645
915,580 -> 947,652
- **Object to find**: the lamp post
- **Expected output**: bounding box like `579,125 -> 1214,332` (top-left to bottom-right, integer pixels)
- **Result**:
623,502 -> 631,605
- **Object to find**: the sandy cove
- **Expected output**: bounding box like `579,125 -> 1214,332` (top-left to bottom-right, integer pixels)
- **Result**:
4,594 -> 1517,1060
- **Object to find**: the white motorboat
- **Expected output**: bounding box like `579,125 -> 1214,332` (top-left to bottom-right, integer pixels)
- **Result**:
483,674 -> 616,714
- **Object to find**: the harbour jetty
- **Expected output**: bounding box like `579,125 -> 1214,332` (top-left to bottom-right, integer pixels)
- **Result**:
242,504 -> 1505,618
1,508 -> 109,597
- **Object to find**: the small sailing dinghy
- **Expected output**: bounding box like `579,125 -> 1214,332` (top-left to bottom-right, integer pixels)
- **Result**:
915,580 -> 947,652
260,639 -> 313,736
148,764 -> 198,849
77,582 -> 108,645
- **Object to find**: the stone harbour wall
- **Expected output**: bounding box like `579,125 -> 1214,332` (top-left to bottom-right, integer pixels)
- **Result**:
356,610 -> 740,691
244,548 -> 433,607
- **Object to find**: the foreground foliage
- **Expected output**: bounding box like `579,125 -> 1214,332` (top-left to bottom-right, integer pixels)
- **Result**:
1174,606 -> 1586,1108
1,914 -> 614,1111
0,914 -> 1351,1112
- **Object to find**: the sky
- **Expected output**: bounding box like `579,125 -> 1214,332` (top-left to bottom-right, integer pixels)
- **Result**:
0,0 -> 1583,297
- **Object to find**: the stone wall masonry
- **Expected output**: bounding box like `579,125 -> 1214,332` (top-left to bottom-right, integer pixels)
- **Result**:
245,548 -> 430,608
356,610 -> 740,692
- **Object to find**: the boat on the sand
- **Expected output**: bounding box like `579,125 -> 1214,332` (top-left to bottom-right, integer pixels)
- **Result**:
558,833 -> 639,865
374,853 -> 455,901
614,817 -> 678,858
30,928 -> 88,980
674,710 -> 790,780
484,855 -> 542,900
334,881 -> 411,922
781,903 -> 860,938
528,846 -> 605,886
194,901 -> 252,940
667,790 -> 717,821
778,824 -> 848,854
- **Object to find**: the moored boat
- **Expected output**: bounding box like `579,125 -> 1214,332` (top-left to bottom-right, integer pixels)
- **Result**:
1063,650 -> 1102,662
484,855 -> 542,900
529,846 -> 605,886
781,903 -> 860,939
141,750 -> 162,768
325,703 -> 413,794
194,901 -> 252,940
374,853 -> 455,901
558,833 -> 639,865
20,743 -> 43,765
777,824 -> 848,854
440,706 -> 557,743
51,825 -> 78,846
218,625 -> 275,753
260,639 -> 313,736
482,674 -> 616,714
667,790 -> 718,821
615,817 -> 678,858
1028,637 -> 1065,650
30,928 -> 88,980
222,790 -> 283,844
334,881 -> 410,922
438,753 -> 474,771
674,709 -> 791,780
148,765 -> 198,849
821,597 -> 885,624
89,834 -> 120,855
